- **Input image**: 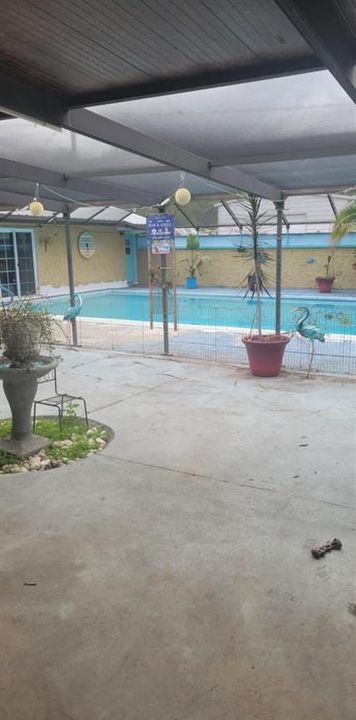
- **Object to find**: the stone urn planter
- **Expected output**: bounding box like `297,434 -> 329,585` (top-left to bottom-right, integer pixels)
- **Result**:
0,298 -> 58,457
0,356 -> 58,456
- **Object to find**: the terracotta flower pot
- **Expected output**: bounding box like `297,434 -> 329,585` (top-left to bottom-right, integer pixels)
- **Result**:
315,276 -> 335,293
242,334 -> 290,377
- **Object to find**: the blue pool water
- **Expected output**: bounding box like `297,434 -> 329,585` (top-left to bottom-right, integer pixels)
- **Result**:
43,291 -> 356,335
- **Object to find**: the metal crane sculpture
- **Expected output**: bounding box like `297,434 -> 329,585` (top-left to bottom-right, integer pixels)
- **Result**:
294,306 -> 325,378
63,293 -> 83,322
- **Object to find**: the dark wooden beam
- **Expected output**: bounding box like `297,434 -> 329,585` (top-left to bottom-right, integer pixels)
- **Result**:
0,71 -> 65,127
275,0 -> 356,103
67,56 -> 323,108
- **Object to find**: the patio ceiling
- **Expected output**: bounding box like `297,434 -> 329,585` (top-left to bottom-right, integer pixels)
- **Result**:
0,0 -> 355,211
2,0 -> 355,113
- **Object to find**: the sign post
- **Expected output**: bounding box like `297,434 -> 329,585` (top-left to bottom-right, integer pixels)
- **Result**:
146,213 -> 174,355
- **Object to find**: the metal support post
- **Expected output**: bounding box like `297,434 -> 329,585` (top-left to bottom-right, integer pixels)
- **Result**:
172,232 -> 177,331
159,206 -> 170,355
161,251 -> 169,355
275,199 -> 284,336
64,205 -> 78,347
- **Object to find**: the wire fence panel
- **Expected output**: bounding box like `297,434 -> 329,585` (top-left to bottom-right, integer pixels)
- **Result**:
282,303 -> 356,375
54,292 -> 356,377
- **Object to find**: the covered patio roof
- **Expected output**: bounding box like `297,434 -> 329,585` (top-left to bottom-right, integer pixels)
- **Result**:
0,192 -> 354,238
0,0 -> 355,213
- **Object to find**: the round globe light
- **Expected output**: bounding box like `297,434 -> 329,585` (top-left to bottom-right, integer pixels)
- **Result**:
174,187 -> 191,206
29,200 -> 44,217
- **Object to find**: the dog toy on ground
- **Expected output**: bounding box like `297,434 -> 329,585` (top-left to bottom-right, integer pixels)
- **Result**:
311,538 -> 342,559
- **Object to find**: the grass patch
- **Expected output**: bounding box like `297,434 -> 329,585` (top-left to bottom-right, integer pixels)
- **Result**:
0,417 -> 109,471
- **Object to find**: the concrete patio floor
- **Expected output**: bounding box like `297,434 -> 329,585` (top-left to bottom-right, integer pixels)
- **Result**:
0,348 -> 355,720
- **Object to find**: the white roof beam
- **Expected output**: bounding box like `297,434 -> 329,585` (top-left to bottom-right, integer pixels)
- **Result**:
284,185 -> 355,196
0,158 -> 159,205
0,190 -> 65,212
67,165 -> 172,179
212,143 -> 356,167
64,109 -> 282,201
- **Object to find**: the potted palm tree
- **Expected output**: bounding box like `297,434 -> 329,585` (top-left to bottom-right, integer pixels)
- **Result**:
239,193 -> 290,377
183,233 -> 211,288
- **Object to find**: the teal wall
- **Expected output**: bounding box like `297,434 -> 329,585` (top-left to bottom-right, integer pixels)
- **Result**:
136,232 -> 356,250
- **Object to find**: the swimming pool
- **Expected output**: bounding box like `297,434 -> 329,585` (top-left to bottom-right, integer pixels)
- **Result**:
44,290 -> 356,335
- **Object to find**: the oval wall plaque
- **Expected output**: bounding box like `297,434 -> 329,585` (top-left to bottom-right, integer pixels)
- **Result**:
78,231 -> 96,259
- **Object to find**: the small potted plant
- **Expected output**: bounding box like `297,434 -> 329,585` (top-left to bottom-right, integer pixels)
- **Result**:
315,254 -> 335,293
183,233 -> 211,289
0,298 -> 58,456
237,193 -> 290,376
0,299 -> 55,367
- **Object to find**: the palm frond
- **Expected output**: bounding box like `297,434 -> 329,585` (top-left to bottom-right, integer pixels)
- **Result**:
237,192 -> 276,232
186,233 -> 200,251
331,203 -> 356,243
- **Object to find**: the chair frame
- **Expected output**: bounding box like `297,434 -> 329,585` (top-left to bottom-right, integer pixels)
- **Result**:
33,367 -> 89,433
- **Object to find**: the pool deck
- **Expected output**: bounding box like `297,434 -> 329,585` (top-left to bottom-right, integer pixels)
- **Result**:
0,348 -> 355,719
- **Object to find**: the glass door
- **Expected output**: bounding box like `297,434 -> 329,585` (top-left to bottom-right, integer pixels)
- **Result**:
0,232 -> 17,296
0,231 -> 36,297
15,232 -> 36,295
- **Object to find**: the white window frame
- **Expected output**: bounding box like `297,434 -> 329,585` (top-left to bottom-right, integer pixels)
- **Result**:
0,227 -> 38,298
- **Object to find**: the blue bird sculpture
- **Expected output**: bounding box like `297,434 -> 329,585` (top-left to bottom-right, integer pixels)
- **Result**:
63,293 -> 83,321
294,306 -> 325,377
295,306 -> 325,342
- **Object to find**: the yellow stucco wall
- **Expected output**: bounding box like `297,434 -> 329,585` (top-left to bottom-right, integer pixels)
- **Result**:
138,248 -> 356,289
35,225 -> 125,288
279,248 -> 355,289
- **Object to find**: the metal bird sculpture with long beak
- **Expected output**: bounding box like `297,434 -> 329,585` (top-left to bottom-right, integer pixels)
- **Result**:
63,293 -> 83,322
294,306 -> 325,378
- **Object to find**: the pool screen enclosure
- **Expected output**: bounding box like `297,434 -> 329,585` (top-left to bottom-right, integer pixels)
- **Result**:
0,0 -> 355,349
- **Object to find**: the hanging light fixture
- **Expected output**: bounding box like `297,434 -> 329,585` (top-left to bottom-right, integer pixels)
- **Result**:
174,172 -> 191,206
29,183 -> 44,216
